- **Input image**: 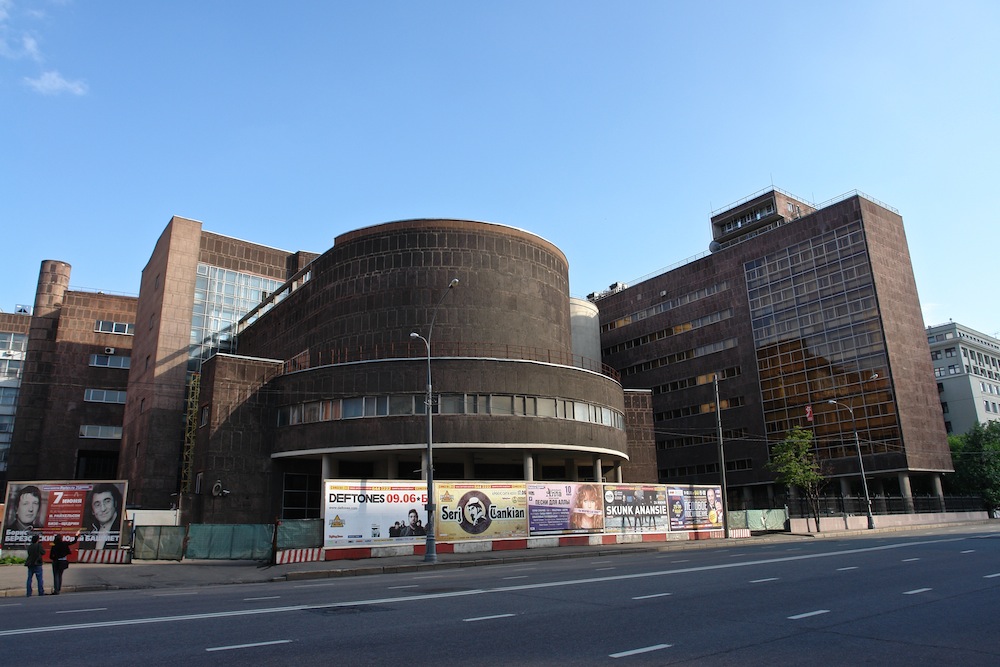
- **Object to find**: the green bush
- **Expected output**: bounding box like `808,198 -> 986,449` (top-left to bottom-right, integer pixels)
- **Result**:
0,555 -> 26,565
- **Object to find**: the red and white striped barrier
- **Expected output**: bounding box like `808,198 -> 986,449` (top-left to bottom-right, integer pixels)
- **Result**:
276,548 -> 324,564
76,549 -> 131,564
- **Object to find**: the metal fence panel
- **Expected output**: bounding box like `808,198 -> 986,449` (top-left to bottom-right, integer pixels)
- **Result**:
727,509 -> 788,531
186,524 -> 273,560
278,519 -> 322,550
133,526 -> 186,560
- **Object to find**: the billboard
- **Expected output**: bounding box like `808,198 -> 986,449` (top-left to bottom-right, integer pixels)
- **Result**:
1,480 -> 128,553
527,482 -> 605,535
323,480 -> 428,548
667,485 -> 724,531
435,482 -> 528,541
602,484 -> 670,534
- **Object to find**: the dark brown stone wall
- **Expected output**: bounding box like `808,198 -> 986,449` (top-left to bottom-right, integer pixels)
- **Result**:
8,272 -> 137,482
622,390 -> 657,483
237,219 -> 573,366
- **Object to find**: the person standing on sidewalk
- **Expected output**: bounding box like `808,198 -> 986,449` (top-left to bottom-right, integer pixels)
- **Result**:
25,534 -> 45,597
49,533 -> 79,595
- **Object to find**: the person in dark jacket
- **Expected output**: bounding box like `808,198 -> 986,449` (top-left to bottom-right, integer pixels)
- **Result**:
49,533 -> 79,595
25,534 -> 45,597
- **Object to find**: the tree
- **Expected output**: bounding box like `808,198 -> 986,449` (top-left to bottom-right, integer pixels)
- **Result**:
768,426 -> 826,532
946,422 -> 1000,512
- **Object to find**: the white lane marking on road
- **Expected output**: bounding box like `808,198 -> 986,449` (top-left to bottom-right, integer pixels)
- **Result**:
750,578 -> 778,583
961,550 -> 975,554
387,585 -> 419,590
206,640 -> 291,652
789,610 -> 830,620
244,596 -> 281,601
902,558 -> 920,562
903,588 -> 932,595
596,567 -> 615,571
502,575 -> 529,580
0,535 -> 975,637
0,604 -> 22,608
632,593 -> 671,600
55,608 -> 107,614
610,643 -> 672,658
837,567 -> 858,571
463,613 -> 515,622
983,573 -> 1000,579
152,592 -> 199,597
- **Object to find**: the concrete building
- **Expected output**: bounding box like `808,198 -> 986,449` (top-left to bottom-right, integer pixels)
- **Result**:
926,321 -> 1000,436
6,262 -> 137,482
0,310 -> 31,478
119,217 -> 317,510
189,219 -> 652,523
593,188 -> 953,508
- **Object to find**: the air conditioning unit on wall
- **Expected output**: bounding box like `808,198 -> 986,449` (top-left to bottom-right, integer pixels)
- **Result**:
105,347 -> 116,355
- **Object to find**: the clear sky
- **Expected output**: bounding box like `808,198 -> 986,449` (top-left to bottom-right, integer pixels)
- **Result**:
3,2 -> 999,335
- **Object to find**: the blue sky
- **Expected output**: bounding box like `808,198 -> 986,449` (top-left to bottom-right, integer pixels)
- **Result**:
3,2 -> 999,335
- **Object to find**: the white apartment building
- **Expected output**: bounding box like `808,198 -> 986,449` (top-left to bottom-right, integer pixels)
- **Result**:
927,321 -> 1000,435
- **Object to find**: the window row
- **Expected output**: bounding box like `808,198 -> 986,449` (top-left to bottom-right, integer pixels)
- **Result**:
0,332 -> 27,352
660,462 -> 720,478
722,202 -> 776,234
79,424 -> 123,439
652,366 -> 742,396
95,320 -> 134,335
601,282 -> 729,333
985,401 -> 999,415
603,309 -> 732,357
84,388 -> 127,404
620,338 -> 738,377
89,354 -> 131,369
0,414 -> 13,432
276,393 -> 626,430
655,396 -> 744,421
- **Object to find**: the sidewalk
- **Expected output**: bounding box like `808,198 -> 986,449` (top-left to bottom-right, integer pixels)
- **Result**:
0,533 -> 805,597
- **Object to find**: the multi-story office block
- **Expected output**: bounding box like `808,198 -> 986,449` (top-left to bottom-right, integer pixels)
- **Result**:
594,189 -> 952,507
7,261 -> 137,481
927,321 -> 1000,435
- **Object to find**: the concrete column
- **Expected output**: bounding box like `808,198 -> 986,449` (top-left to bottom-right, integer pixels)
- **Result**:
898,472 -> 915,513
465,452 -> 476,479
931,473 -> 944,500
421,450 -> 429,481
566,458 -> 578,481
593,456 -> 603,483
614,464 -> 623,483
840,478 -> 852,497
386,453 -> 398,480
523,451 -> 534,481
321,454 -> 338,480
743,487 -> 753,505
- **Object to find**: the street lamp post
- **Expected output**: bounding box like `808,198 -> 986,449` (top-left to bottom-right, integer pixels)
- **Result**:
410,277 -> 459,563
827,399 -> 875,529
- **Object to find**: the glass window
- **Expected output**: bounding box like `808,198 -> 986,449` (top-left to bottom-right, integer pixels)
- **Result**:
389,395 -> 413,415
491,395 -> 513,415
343,397 -> 364,419
439,394 -> 464,414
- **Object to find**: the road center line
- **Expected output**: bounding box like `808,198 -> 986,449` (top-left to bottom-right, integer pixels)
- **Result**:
983,573 -> 1000,579
503,575 -> 529,580
610,643 -> 672,658
0,536 -> 972,637
789,610 -> 830,620
750,577 -> 778,583
244,596 -> 281,601
836,567 -> 858,571
387,585 -> 419,589
632,593 -> 671,600
903,588 -> 931,595
902,558 -> 920,562
206,639 -> 291,652
960,550 -> 975,554
56,608 -> 107,614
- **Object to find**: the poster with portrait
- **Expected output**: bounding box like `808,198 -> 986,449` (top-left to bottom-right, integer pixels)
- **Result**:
603,484 -> 670,534
435,482 -> 528,542
323,480 -> 429,548
527,482 -> 605,535
666,485 -> 724,532
1,480 -> 128,553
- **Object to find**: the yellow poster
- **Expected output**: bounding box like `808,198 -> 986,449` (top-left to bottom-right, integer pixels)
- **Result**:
435,482 -> 528,541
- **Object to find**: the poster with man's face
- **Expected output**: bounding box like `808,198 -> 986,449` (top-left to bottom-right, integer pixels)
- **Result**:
1,481 -> 128,553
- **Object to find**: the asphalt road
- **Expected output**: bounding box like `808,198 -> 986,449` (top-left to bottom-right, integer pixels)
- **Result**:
2,525 -> 998,665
